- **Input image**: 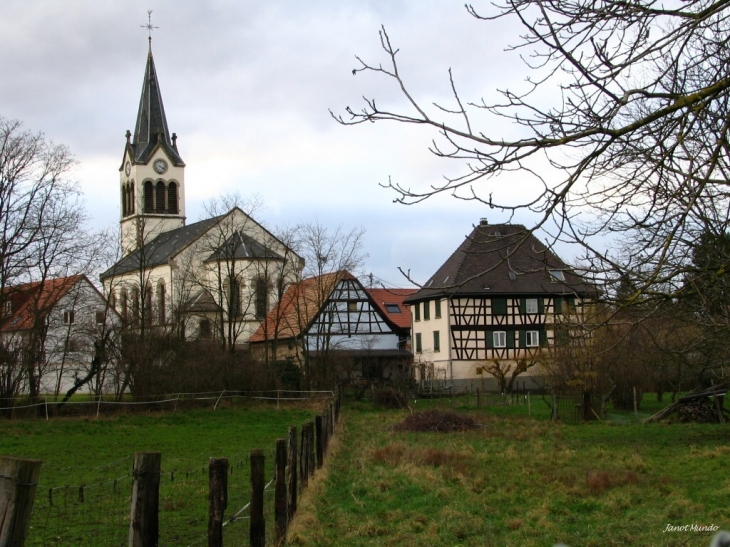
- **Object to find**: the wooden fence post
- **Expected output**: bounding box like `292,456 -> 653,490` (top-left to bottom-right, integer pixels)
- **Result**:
0,456 -> 42,547
299,424 -> 308,490
275,438 -> 287,542
249,449 -> 265,547
208,458 -> 228,547
315,416 -> 323,469
128,452 -> 161,547
287,426 -> 298,520
306,422 -> 315,479
330,402 -> 336,436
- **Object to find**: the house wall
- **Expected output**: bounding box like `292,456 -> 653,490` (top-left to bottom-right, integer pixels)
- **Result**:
41,280 -> 121,394
411,294 -> 586,388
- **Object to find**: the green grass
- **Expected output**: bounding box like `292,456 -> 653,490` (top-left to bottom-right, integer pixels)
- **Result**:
0,403 -> 317,546
288,398 -> 730,547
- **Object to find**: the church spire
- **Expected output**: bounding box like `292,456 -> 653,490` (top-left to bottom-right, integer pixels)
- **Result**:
128,12 -> 184,167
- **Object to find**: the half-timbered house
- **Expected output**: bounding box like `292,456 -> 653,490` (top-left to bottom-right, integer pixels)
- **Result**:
405,220 -> 596,390
249,271 -> 415,384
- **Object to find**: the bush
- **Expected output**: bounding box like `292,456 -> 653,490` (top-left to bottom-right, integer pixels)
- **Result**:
372,388 -> 408,408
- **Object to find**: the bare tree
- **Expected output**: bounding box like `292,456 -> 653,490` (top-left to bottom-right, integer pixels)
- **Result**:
291,220 -> 367,387
189,193 -> 303,353
0,117 -> 106,402
335,3 -> 730,303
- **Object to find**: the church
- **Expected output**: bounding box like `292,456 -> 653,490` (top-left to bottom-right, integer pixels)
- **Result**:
100,40 -> 303,347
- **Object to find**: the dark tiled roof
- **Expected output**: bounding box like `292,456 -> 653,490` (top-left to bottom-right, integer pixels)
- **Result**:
185,290 -> 221,313
205,230 -> 285,263
405,222 -> 596,303
100,215 -> 223,279
129,52 -> 184,166
367,288 -> 417,330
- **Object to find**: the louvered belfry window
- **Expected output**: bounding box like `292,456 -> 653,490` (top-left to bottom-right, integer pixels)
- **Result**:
167,182 -> 178,214
155,182 -> 166,213
144,181 -> 154,213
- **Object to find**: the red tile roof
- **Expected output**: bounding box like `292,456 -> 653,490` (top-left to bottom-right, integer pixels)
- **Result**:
366,288 -> 417,330
1,276 -> 84,332
249,271 -> 353,343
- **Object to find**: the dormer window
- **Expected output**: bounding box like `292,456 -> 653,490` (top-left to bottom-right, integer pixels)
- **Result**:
549,270 -> 566,282
385,303 -> 401,313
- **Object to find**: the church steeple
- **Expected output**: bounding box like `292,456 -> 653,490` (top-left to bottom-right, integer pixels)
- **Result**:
119,24 -> 186,257
129,49 -> 184,166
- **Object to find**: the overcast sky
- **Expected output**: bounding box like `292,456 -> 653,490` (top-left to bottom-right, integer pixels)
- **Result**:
1,0 -> 556,287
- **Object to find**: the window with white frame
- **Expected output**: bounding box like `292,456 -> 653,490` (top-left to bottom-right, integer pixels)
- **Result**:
526,330 -> 540,347
493,331 -> 506,348
63,310 -> 75,324
525,298 -> 538,314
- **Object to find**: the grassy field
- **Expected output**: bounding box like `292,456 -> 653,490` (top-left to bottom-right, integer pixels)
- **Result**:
0,403 -> 318,546
288,395 -> 730,547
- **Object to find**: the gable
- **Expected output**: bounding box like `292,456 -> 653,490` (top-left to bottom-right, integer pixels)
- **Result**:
249,272 -> 405,343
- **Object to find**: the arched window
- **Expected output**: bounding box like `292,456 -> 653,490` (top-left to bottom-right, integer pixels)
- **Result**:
167,182 -> 178,214
131,287 -> 140,325
226,276 -> 241,318
130,183 -> 135,214
144,181 -> 154,213
121,186 -> 127,217
109,290 -> 116,311
155,181 -> 166,213
157,280 -> 166,324
255,278 -> 268,320
144,283 -> 153,326
120,289 -> 128,321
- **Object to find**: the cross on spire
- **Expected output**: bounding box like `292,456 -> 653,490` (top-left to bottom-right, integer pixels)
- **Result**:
141,10 -> 158,50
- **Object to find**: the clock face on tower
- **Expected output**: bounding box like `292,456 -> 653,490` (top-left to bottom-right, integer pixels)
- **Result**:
125,161 -> 131,176
153,159 -> 168,174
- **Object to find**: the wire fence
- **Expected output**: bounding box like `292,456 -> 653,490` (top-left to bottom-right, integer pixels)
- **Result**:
12,391 -> 340,546
24,443 -> 287,546
0,390 -> 334,419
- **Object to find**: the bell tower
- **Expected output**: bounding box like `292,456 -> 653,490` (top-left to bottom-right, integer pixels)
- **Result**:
119,30 -> 186,256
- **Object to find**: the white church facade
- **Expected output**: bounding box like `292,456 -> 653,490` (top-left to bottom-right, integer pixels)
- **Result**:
101,42 -> 303,347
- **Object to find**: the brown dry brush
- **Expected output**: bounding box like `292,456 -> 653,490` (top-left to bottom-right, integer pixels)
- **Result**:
393,409 -> 480,433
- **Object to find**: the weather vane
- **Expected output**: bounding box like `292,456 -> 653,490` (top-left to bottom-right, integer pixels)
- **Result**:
141,10 -> 159,47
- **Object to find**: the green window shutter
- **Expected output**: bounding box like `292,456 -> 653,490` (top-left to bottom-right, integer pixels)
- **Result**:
553,297 -> 563,314
435,299 -> 441,318
507,331 -> 515,349
520,298 -> 526,314
415,333 -> 422,353
519,330 -> 526,348
567,297 -> 576,311
433,331 -> 440,352
538,298 -> 545,314
414,302 -> 420,321
424,300 -> 430,320
539,330 -> 548,346
486,331 -> 494,349
492,298 -> 507,315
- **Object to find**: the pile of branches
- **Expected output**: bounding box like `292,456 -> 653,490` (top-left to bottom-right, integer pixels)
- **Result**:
393,409 -> 480,433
